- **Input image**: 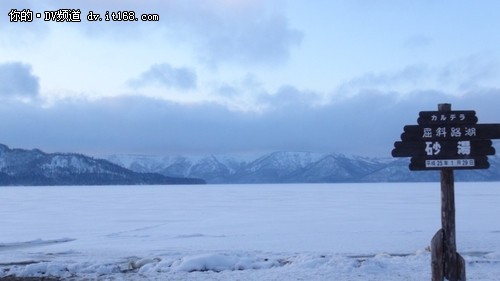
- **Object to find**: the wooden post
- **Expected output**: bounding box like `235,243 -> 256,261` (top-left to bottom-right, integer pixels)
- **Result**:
431,229 -> 444,281
431,103 -> 466,281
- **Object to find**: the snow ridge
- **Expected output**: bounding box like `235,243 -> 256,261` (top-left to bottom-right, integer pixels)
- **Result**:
0,144 -> 205,185
105,152 -> 500,183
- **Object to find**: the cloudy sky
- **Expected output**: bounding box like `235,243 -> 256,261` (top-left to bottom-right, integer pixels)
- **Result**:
1,0 -> 500,157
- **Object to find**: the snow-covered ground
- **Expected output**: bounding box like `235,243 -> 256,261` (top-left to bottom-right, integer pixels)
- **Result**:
1,183 -> 499,280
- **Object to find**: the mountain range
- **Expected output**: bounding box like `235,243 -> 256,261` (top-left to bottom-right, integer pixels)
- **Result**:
0,144 -> 205,186
2,143 -> 499,185
105,151 -> 500,184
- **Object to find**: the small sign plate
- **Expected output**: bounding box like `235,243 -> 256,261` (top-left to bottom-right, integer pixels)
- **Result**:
418,110 -> 477,125
409,156 -> 490,170
425,159 -> 475,168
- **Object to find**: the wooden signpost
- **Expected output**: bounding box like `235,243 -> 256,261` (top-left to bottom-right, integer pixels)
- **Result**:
392,103 -> 500,281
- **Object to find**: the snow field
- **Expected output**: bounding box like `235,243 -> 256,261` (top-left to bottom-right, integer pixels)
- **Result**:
1,183 -> 499,280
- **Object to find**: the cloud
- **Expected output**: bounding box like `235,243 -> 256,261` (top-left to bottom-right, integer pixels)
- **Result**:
333,65 -> 431,99
216,84 -> 239,97
131,0 -> 304,66
0,62 -> 39,98
209,77 -> 321,112
2,0 -> 302,66
0,2 -> 50,46
2,89 -> 500,157
259,85 -> 321,109
333,56 -> 500,101
189,9 -> 303,66
438,54 -> 499,91
403,34 -> 433,49
129,63 -> 197,90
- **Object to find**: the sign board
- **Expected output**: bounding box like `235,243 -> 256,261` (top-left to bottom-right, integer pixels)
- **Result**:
392,140 -> 495,158
392,107 -> 500,171
409,156 -> 490,171
417,110 -> 477,125
401,124 -> 500,141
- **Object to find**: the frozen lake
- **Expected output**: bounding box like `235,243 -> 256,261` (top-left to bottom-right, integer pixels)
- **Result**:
1,182 -> 499,280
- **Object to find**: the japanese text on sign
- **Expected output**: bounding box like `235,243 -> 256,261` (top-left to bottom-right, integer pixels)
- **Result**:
422,127 -> 476,139
430,113 -> 466,122
425,159 -> 475,168
424,141 -> 471,156
417,110 -> 477,125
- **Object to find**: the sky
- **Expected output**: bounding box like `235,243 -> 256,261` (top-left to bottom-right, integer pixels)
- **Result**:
1,0 -> 500,157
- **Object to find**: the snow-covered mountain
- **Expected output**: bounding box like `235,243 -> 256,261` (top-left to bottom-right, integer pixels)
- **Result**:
0,144 -> 205,186
2,143 -> 498,185
105,151 -> 500,184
